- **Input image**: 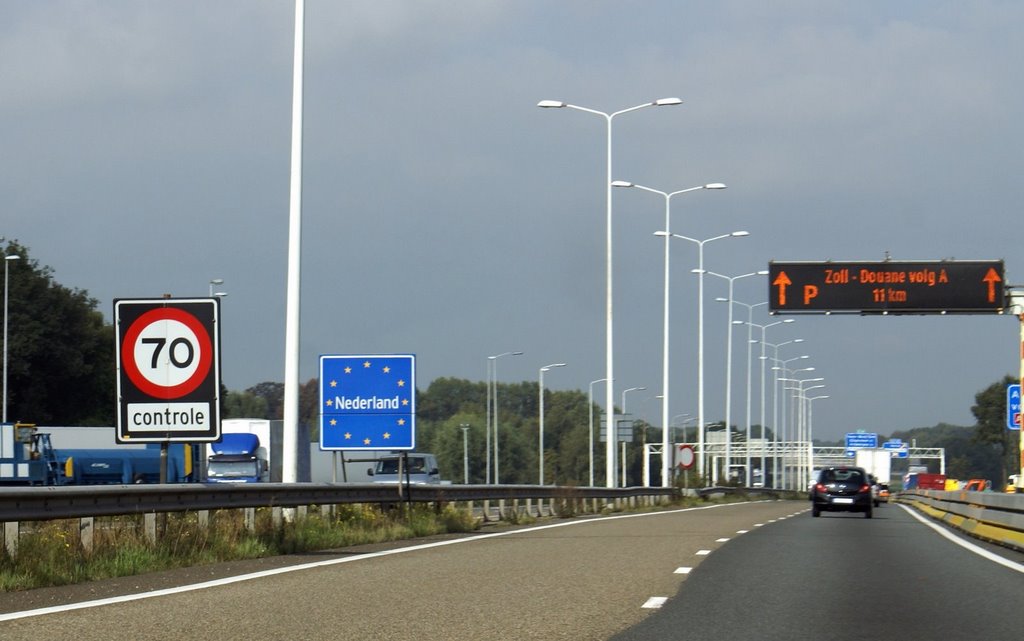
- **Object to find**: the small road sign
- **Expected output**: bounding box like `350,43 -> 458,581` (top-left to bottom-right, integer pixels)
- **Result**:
320,354 -> 416,451
768,260 -> 1005,314
1008,383 -> 1021,431
115,298 -> 221,443
677,445 -> 695,470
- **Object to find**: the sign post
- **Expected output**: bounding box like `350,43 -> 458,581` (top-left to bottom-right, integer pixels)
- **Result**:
115,298 -> 221,446
319,354 -> 416,451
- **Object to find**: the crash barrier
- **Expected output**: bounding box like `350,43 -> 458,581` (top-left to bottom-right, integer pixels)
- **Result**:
898,489 -> 1024,552
0,483 -> 683,557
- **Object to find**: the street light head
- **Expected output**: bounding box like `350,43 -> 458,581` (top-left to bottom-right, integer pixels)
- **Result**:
537,100 -> 566,108
757,270 -> 769,275
654,97 -> 683,106
4,255 -> 18,262
704,183 -> 727,190
512,351 -> 524,356
715,297 -> 728,302
611,180 -> 633,188
730,231 -> 750,237
653,231 -> 670,237
783,319 -> 795,324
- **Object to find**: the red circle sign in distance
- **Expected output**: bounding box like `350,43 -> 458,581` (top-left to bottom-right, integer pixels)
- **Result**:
121,307 -> 213,399
677,444 -> 695,470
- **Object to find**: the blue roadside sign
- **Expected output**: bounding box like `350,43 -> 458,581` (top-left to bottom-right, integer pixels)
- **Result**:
1008,383 -> 1021,431
319,354 -> 416,450
845,432 -> 878,450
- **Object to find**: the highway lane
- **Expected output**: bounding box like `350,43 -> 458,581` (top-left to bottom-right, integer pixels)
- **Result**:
611,502 -> 1024,641
0,500 -> 803,640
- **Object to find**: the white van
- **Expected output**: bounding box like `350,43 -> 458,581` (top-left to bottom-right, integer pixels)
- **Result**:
369,453 -> 441,485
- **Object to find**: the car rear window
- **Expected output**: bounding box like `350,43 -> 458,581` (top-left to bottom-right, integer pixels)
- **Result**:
820,469 -> 865,484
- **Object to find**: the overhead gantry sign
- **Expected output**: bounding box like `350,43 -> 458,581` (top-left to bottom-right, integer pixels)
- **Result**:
768,260 -> 1005,314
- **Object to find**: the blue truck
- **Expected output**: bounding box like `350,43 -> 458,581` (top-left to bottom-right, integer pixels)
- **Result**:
206,432 -> 268,483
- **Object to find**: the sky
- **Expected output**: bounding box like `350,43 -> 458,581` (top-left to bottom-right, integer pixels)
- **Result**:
2,1 -> 1022,443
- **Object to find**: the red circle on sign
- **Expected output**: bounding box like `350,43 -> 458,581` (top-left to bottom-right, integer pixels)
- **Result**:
677,445 -> 695,470
121,307 -> 212,399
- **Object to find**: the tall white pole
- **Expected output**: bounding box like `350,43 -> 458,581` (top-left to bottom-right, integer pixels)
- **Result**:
538,362 -> 566,485
485,358 -> 492,484
281,0 -> 304,485
2,255 -> 17,425
538,98 -> 682,487
490,351 -> 522,485
589,378 -> 606,487
614,181 -> 725,488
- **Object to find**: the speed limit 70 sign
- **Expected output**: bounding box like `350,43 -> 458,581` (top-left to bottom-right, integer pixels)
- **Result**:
115,298 -> 221,443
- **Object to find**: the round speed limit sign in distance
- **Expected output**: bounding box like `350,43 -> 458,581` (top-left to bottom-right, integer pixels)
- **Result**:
121,307 -> 213,399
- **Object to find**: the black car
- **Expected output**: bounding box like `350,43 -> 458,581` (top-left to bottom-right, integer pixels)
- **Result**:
810,466 -> 873,518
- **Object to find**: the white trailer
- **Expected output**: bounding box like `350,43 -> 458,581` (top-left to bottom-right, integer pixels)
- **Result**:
855,448 -> 891,484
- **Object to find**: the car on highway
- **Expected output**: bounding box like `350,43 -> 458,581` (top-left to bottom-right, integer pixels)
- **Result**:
811,466 -> 873,518
875,483 -> 890,504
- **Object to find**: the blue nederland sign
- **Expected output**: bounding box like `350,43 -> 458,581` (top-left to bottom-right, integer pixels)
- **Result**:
319,354 -> 416,450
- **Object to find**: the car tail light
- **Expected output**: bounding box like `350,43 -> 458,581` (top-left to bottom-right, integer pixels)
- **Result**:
815,483 -> 827,493
858,484 -> 871,493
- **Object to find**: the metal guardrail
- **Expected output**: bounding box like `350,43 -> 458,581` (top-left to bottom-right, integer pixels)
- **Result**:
0,483 -> 682,522
898,489 -> 1024,552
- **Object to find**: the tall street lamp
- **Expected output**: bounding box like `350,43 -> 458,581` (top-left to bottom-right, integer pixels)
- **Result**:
655,230 -> 749,482
780,377 -> 824,489
539,97 -> 683,488
805,394 -> 830,484
588,377 -> 607,487
771,355 -> 810,488
722,298 -> 767,485
209,278 -> 224,297
538,362 -> 567,485
745,320 -> 796,487
620,386 -> 646,486
705,270 -> 766,483
3,254 -> 19,424
613,180 -> 726,488
488,350 -> 522,484
460,423 -> 471,484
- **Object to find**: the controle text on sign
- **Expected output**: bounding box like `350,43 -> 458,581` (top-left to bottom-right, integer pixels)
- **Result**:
768,260 -> 1005,314
319,354 -> 416,450
115,299 -> 221,443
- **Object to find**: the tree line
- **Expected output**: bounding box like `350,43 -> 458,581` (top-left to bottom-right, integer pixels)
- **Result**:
4,240 -> 1019,486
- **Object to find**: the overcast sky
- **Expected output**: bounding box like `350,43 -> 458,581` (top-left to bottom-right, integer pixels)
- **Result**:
3,1 -> 1022,442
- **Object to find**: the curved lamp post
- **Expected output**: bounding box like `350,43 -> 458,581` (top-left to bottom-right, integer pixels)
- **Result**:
539,97 -> 682,487
613,180 -> 726,488
538,362 -> 567,485
705,270 -> 767,483
655,230 -> 749,482
488,350 -> 523,484
3,254 -> 19,424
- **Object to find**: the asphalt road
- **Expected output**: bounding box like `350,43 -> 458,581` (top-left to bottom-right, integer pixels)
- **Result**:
611,502 -> 1024,641
0,500 -> 803,640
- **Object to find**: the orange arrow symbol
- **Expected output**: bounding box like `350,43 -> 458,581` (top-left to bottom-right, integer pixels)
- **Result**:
982,267 -> 1001,303
773,271 -> 792,306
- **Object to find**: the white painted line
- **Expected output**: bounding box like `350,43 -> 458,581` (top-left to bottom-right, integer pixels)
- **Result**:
642,597 -> 669,609
0,499 -> 769,622
674,567 -> 693,574
754,523 -> 764,527
736,530 -> 749,534
696,549 -> 711,556
716,538 -> 730,542
898,504 -> 1024,575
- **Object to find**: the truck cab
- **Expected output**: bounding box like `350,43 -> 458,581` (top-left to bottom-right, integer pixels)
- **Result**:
207,433 -> 268,483
369,453 -> 440,485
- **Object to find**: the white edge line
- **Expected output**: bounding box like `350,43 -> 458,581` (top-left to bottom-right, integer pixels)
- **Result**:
674,567 -> 693,574
0,499 -> 774,622
898,504 -> 1024,574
